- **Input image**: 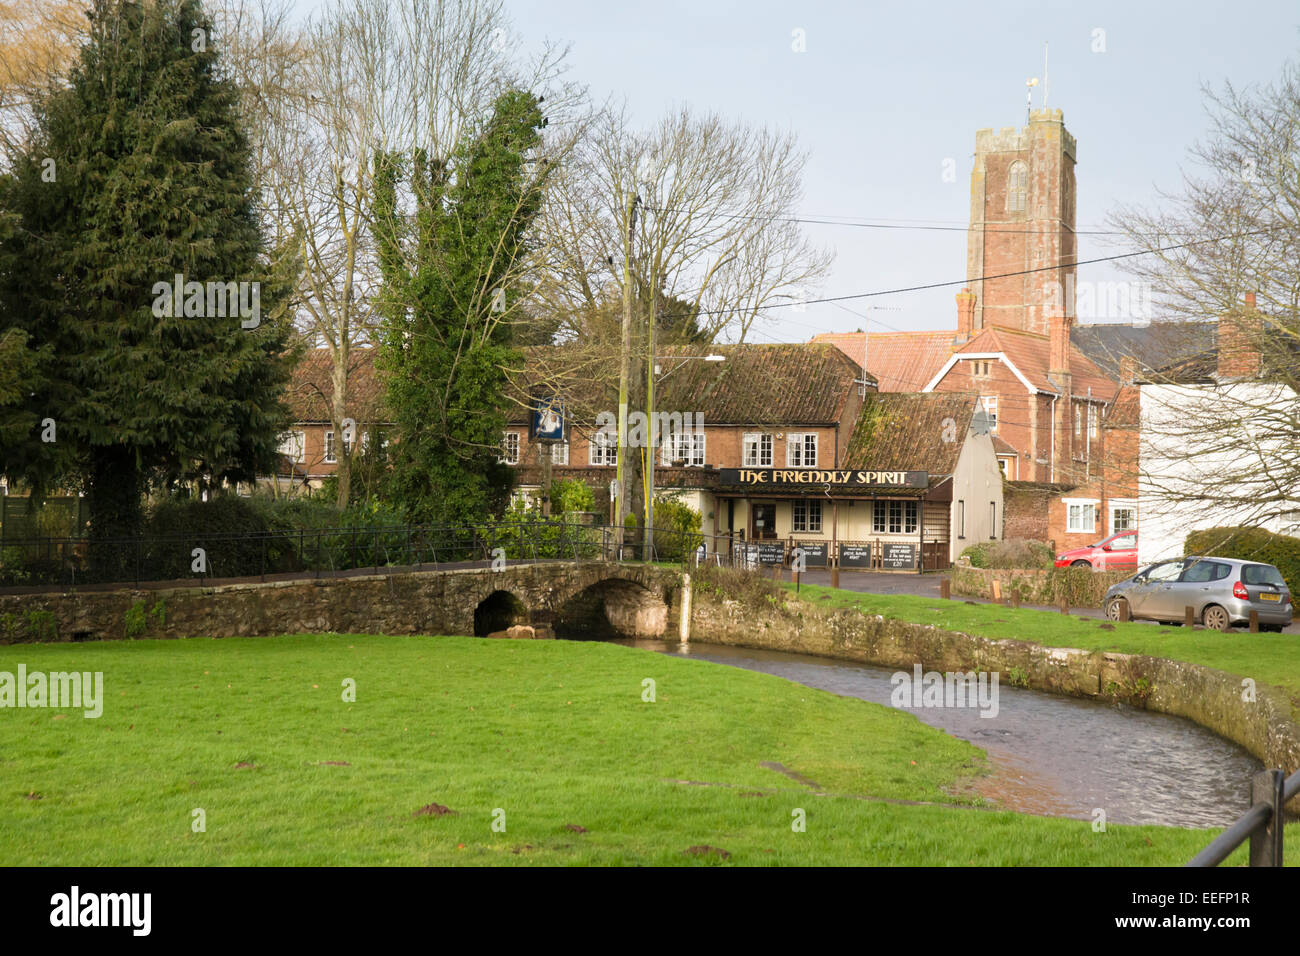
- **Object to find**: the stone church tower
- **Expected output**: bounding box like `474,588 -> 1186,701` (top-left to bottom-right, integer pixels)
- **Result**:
963,108 -> 1077,336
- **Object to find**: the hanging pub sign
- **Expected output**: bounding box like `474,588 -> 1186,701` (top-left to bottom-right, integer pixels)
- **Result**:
719,468 -> 928,489
530,395 -> 565,441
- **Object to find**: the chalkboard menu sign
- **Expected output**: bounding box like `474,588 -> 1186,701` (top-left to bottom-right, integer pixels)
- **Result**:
839,543 -> 872,568
739,544 -> 761,569
757,543 -> 785,565
793,543 -> 827,568
881,543 -> 917,570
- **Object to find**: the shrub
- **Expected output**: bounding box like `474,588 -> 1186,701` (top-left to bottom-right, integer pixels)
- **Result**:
1184,526 -> 1300,594
643,496 -> 703,563
138,495 -> 292,581
550,478 -> 596,516
960,538 -> 1054,570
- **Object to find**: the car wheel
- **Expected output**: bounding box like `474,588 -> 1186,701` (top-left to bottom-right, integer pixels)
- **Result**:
1106,598 -> 1129,621
1203,605 -> 1232,632
1071,559 -> 1091,568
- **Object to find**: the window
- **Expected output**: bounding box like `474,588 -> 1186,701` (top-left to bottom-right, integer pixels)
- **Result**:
990,501 -> 997,539
1181,561 -> 1230,584
972,359 -> 993,377
1073,403 -> 1083,439
793,499 -> 823,533
278,431 -> 306,463
957,499 -> 966,538
1144,560 -> 1184,583
1243,564 -> 1286,587
500,432 -> 520,465
1065,498 -> 1098,534
1088,403 -> 1099,439
589,430 -> 615,466
1110,533 -> 1136,550
997,457 -> 1011,479
1110,500 -> 1137,534
662,431 -> 705,467
1007,161 -> 1028,213
548,441 -> 569,466
872,500 -> 918,534
786,433 -> 818,467
324,430 -> 337,463
743,432 -> 773,467
980,395 -> 998,433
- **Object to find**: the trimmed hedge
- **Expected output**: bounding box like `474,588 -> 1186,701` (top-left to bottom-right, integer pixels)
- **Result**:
960,538 -> 1055,570
1184,526 -> 1300,594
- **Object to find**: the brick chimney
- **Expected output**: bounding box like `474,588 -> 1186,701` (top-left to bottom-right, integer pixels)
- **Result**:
1217,292 -> 1262,380
1048,312 -> 1072,378
953,288 -> 976,348
1119,355 -> 1141,385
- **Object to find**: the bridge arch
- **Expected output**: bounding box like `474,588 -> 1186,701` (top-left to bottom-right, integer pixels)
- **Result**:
553,576 -> 669,640
473,589 -> 529,637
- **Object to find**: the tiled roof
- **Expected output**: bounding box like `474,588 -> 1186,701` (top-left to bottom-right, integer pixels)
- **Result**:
1071,321 -> 1216,381
287,348 -> 388,423
957,326 -> 1117,402
812,330 -> 956,393
513,343 -> 869,426
842,392 -> 977,476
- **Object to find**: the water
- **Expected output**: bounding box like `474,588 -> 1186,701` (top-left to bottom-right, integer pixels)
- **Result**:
612,639 -> 1263,828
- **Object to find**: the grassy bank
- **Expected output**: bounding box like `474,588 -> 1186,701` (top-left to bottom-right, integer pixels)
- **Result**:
0,633 -> 1261,865
788,582 -> 1300,706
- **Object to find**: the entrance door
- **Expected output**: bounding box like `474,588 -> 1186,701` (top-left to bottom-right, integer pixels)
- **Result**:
751,503 -> 777,540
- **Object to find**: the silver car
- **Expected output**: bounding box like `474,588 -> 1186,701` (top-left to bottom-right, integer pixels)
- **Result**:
1104,556 -> 1293,632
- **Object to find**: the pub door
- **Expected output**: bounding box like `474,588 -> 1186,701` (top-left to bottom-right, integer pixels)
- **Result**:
751,503 -> 777,540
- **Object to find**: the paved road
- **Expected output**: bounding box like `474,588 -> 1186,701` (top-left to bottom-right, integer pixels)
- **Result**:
788,567 -> 1300,635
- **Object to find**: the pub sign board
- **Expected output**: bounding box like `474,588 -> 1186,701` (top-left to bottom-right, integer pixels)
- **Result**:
839,543 -> 871,568
757,543 -> 785,565
530,395 -> 565,441
793,543 -> 827,568
719,468 -> 928,489
881,543 -> 918,570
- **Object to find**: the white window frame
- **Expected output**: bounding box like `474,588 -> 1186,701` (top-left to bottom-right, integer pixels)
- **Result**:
662,431 -> 705,467
1088,402 -> 1100,439
589,431 -> 615,466
786,433 -> 818,467
1064,498 -> 1099,534
1109,499 -> 1137,535
743,432 -> 773,467
279,430 -> 306,464
500,432 -> 521,465
324,430 -> 337,463
872,500 -> 918,535
548,441 -> 569,466
793,499 -> 823,533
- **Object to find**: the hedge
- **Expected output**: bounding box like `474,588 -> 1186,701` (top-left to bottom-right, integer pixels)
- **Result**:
1184,526 -> 1300,594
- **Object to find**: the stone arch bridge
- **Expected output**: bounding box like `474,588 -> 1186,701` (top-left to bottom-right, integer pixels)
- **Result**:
0,561 -> 686,643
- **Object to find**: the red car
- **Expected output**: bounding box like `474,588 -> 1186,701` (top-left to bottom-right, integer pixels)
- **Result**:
1055,531 -> 1138,569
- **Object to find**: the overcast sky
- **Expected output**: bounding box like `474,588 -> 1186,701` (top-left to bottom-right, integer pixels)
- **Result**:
503,0 -> 1300,342
294,1 -> 1300,343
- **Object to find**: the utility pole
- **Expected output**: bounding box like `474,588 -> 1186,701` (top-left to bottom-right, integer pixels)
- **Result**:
644,277 -> 657,551
615,193 -> 639,553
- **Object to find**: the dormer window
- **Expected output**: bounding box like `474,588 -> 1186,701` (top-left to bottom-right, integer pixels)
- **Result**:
1007,161 -> 1028,213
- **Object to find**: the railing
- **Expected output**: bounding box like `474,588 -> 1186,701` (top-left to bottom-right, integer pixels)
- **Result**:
0,521 -> 609,589
1188,767 -> 1299,867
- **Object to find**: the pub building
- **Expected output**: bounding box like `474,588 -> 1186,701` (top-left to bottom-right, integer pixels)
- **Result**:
506,344 -> 1003,571
712,392 -> 1003,571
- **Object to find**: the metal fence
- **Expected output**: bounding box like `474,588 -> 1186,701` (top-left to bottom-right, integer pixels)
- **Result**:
1188,767 -> 1299,866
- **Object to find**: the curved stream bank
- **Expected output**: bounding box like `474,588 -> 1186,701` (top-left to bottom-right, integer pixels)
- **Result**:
615,638 -> 1261,828
685,583 -> 1300,814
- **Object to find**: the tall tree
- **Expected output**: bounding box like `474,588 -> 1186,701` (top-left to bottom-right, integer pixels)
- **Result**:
0,0 -> 295,563
374,89 -> 549,524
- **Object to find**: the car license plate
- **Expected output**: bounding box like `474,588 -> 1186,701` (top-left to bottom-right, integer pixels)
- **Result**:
1260,592 -> 1281,602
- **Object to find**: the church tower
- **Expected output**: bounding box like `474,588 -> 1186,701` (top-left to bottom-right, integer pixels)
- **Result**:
964,108 -> 1077,336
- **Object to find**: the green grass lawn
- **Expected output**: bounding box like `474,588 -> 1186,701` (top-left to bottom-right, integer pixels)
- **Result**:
789,583 -> 1300,708
0,633 -> 1278,866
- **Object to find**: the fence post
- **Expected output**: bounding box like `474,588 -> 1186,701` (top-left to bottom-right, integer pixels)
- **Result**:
1185,605 -> 1195,628
1249,609 -> 1259,633
1248,769 -> 1285,867
940,578 -> 951,600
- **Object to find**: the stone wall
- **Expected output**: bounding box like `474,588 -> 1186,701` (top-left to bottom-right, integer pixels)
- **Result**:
690,587 -> 1300,809
0,562 -> 678,644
